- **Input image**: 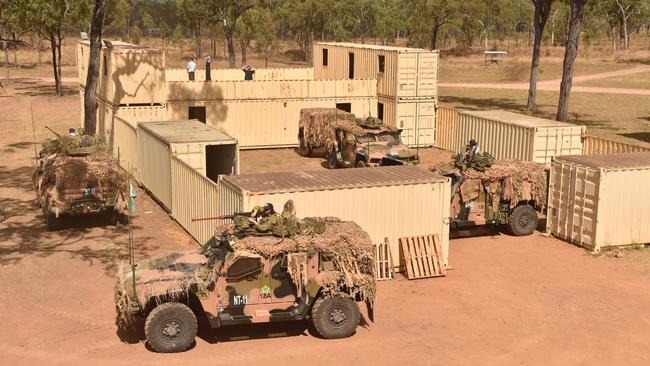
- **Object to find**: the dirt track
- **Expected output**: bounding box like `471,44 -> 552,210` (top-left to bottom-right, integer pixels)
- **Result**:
2,82 -> 650,365
440,65 -> 650,95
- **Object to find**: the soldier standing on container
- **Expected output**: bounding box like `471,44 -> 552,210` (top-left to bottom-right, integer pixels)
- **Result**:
187,58 -> 197,81
205,55 -> 212,81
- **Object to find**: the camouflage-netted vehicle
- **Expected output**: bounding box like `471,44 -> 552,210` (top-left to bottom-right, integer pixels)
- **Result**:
435,145 -> 547,237
116,201 -> 376,353
298,108 -> 418,168
33,134 -> 128,230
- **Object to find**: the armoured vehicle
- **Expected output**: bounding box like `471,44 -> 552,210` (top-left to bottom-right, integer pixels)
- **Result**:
436,144 -> 546,237
116,203 -> 376,353
32,135 -> 128,230
298,108 -> 418,169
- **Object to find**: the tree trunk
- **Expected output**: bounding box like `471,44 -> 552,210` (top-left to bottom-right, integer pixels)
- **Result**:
84,0 -> 106,135
224,27 -> 236,68
622,17 -> 629,49
430,23 -> 439,50
527,0 -> 551,111
38,36 -> 42,64
11,33 -> 17,68
56,33 -> 63,96
264,56 -> 269,68
240,39 -> 249,66
556,0 -> 587,122
49,35 -> 61,96
2,28 -> 9,82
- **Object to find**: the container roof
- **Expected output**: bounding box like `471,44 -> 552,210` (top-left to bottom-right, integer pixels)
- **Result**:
555,152 -> 650,170
315,42 -> 438,53
222,166 -> 447,194
459,110 -> 583,129
139,120 -> 237,145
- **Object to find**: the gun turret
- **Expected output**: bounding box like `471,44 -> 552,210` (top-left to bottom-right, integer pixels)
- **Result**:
191,203 -> 275,222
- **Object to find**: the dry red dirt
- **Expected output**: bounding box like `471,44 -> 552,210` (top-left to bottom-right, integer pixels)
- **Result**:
2,81 -> 650,365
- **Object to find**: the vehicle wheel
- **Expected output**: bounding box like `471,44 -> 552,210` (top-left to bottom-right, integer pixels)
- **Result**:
355,160 -> 367,168
145,302 -> 197,353
508,205 -> 539,236
298,135 -> 310,157
111,210 -> 129,227
327,149 -> 339,169
311,296 -> 360,339
47,213 -> 62,231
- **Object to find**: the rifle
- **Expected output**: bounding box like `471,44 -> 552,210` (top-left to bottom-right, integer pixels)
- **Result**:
191,203 -> 275,222
45,126 -> 62,138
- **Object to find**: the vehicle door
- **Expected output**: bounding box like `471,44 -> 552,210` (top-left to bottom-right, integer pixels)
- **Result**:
266,254 -> 297,306
216,254 -> 264,320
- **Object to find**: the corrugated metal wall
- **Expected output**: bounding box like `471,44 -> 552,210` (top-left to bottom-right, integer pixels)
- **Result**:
115,105 -> 167,125
395,52 -> 438,98
583,135 -> 650,155
166,79 -> 376,101
170,156 -> 224,244
235,181 -> 451,267
166,67 -> 314,82
379,97 -> 436,147
109,50 -> 165,105
532,126 -> 583,165
138,127 -> 172,210
167,97 -> 376,149
548,159 -> 650,251
547,161 -> 600,248
112,115 -> 140,180
435,106 -> 457,151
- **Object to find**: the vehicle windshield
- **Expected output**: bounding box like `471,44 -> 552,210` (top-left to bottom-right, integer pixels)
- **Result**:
356,134 -> 376,144
376,133 -> 399,143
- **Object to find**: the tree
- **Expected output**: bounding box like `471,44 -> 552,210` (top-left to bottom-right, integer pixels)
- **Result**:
556,0 -> 588,122
613,0 -> 644,49
428,0 -> 456,49
527,0 -> 553,110
29,0 -> 90,96
84,0 -> 107,135
206,0 -> 255,67
237,9 -> 257,65
0,0 -> 8,82
178,0 -> 207,57
253,8 -> 280,67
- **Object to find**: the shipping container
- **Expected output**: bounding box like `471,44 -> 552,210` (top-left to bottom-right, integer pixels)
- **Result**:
313,42 -> 439,100
166,97 -> 377,149
112,115 -> 139,180
378,97 -> 435,147
455,110 -> 584,164
547,153 -> 650,252
166,79 -> 376,102
582,134 -> 650,155
115,105 -> 167,125
435,106 -> 458,151
78,40 -> 165,106
218,166 -> 451,267
165,67 -> 314,82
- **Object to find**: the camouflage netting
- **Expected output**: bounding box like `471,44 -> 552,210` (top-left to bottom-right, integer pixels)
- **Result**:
221,218 -> 376,302
33,135 -> 128,208
300,108 -> 362,149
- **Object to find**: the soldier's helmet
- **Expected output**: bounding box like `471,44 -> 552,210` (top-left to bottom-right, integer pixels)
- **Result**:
468,139 -> 477,147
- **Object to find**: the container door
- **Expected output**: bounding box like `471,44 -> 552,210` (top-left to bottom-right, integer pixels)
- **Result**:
397,102 -> 416,146
416,53 -> 437,97
416,101 -> 435,147
397,53 -> 417,97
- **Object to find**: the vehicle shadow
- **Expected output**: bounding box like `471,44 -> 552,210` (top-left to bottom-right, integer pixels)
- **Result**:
197,320 -> 310,344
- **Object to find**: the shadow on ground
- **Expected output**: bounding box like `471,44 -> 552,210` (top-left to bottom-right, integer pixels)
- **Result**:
619,132 -> 650,144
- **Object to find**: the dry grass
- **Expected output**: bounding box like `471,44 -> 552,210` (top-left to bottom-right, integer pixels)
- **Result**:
576,72 -> 650,89
439,86 -> 650,145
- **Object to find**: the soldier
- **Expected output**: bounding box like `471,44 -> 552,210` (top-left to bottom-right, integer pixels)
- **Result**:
465,139 -> 480,160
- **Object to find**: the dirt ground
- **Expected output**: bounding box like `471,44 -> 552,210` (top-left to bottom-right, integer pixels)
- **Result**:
2,81 -> 650,365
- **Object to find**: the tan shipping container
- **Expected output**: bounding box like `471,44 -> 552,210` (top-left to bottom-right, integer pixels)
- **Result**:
166,97 -> 377,149
112,115 -> 140,179
455,110 -> 584,164
313,42 -> 439,100
547,153 -> 650,251
166,79 -> 376,102
218,166 -> 451,267
165,67 -> 314,82
378,97 -> 436,147
78,41 -> 165,106
138,120 -> 239,210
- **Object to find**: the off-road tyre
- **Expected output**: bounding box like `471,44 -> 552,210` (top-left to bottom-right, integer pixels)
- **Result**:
311,296 -> 360,339
46,213 -> 62,231
327,149 -> 339,169
508,204 -> 538,236
298,135 -> 311,157
356,160 -> 367,168
145,302 -> 197,353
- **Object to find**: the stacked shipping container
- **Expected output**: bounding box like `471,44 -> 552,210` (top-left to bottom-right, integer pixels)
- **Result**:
313,42 -> 439,147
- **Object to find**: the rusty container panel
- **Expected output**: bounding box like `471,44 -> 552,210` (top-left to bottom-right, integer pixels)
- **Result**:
221,166 -> 451,268
548,153 -> 650,251
455,110 -> 584,164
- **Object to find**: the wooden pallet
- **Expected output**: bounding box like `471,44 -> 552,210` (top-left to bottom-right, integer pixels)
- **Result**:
399,234 -> 446,280
374,238 -> 394,281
